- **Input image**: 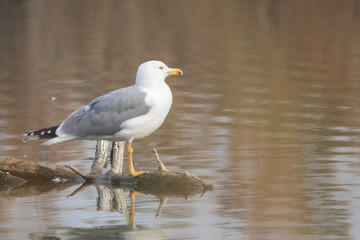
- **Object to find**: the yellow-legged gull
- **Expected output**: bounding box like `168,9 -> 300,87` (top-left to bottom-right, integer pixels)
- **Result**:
24,60 -> 183,177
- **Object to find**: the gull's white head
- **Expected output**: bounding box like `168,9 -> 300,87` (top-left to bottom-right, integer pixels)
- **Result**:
135,60 -> 183,86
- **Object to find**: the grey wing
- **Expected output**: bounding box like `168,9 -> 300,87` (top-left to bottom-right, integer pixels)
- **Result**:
57,86 -> 150,137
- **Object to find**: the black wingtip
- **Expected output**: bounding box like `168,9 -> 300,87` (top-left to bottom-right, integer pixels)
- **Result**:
23,125 -> 59,141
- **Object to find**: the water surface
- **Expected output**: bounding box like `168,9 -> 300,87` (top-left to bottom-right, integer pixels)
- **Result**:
1,1 -> 360,239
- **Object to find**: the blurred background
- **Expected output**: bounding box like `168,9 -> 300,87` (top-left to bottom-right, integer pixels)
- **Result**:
1,0 -> 360,239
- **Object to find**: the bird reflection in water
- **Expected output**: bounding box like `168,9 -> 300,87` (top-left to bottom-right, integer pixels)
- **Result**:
69,182 -> 209,227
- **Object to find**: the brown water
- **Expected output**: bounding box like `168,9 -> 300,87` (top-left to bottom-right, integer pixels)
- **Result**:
1,1 -> 360,239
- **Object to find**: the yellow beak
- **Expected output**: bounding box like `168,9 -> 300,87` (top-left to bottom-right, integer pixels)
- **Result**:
167,68 -> 183,76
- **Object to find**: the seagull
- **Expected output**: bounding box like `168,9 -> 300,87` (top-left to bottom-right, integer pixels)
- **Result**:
24,60 -> 183,177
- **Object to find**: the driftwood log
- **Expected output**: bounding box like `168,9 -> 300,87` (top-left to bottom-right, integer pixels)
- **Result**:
0,157 -> 80,181
0,144 -> 212,224
0,146 -> 212,196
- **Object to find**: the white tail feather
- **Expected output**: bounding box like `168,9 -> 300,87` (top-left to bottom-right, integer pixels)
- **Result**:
42,137 -> 76,146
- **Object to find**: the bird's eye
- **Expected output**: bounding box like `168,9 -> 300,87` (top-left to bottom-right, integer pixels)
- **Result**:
159,66 -> 164,70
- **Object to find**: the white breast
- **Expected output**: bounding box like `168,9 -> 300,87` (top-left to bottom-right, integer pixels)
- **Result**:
115,83 -> 173,141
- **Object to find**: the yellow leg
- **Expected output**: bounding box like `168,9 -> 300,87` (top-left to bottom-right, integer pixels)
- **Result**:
129,190 -> 145,225
127,142 -> 147,177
